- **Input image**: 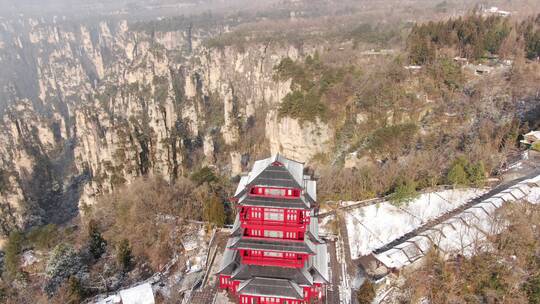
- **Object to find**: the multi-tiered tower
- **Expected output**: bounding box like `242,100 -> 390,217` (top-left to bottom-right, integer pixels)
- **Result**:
218,155 -> 329,304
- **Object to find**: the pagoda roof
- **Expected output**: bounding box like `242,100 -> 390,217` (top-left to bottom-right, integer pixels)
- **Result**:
234,154 -> 316,202
232,264 -> 313,286
228,236 -> 316,255
250,164 -> 301,189
217,239 -> 240,275
307,216 -> 324,244
237,278 -> 304,300
307,244 -> 330,284
231,213 -> 242,237
218,244 -> 330,285
238,194 -> 311,210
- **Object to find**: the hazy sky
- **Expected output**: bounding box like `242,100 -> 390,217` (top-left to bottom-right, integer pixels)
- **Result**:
0,0 -> 278,19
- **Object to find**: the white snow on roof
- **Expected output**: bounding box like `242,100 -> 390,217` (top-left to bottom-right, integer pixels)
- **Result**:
249,157 -> 274,184
374,247 -> 410,269
246,155 -> 305,188
119,283 -> 155,304
372,175 -> 540,270
346,188 -> 484,259
347,203 -> 420,258
434,219 -> 487,256
235,175 -> 249,196
306,179 -> 317,201
526,186 -> 540,204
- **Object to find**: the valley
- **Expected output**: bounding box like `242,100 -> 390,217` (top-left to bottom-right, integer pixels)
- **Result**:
0,0 -> 539,303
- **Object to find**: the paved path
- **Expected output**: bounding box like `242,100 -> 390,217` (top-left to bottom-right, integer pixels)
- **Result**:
326,240 -> 342,304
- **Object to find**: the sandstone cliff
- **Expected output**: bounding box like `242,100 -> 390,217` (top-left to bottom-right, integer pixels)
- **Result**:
0,17 -> 332,234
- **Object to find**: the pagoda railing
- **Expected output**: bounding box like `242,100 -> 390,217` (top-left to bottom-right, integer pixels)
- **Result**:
241,256 -> 305,268
239,213 -> 310,227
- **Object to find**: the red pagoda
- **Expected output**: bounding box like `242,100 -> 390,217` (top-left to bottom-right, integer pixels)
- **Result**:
218,154 -> 329,304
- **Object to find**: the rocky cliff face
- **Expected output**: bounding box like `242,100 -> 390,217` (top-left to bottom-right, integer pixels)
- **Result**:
0,17 -> 332,235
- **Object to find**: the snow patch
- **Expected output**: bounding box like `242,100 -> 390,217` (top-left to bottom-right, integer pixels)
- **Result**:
119,283 -> 155,304
346,188 -> 485,259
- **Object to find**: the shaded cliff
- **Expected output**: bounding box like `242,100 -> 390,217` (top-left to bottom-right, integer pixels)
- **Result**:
0,17 -> 331,235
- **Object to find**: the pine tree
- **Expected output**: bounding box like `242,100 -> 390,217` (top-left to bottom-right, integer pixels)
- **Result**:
447,158 -> 469,186
116,239 -> 133,272
466,161 -> 486,186
88,219 -> 107,260
389,177 -> 419,207
203,194 -> 226,227
3,231 -> 23,279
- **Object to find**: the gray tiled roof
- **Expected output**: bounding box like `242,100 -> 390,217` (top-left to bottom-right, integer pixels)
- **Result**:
239,194 -> 311,210
234,154 -> 313,200
310,244 -> 330,284
250,165 -> 301,189
217,239 -> 240,275
237,277 -> 304,300
228,236 -> 316,254
231,213 -> 242,237
232,264 -> 313,286
307,217 -> 323,244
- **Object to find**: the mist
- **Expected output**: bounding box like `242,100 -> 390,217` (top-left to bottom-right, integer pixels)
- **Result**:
0,0 -> 282,20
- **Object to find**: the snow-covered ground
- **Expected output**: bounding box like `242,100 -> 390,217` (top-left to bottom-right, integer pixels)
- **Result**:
92,224 -> 212,304
373,175 -> 540,270
345,188 -> 486,259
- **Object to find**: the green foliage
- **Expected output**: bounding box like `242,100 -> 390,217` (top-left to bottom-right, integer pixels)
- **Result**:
524,272 -> 540,304
278,90 -> 327,123
3,231 -> 23,278
408,36 -> 436,65
367,124 -> 418,158
87,220 -> 107,260
408,14 -> 512,61
466,161 -> 486,186
45,244 -> 82,278
191,166 -> 218,186
447,157 -> 485,186
26,224 -> 59,250
45,243 -> 85,295
357,280 -> 376,304
447,160 -> 469,186
521,15 -> 540,60
274,54 -> 346,123
427,58 -> 464,90
203,194 -> 226,227
116,239 -> 133,272
347,23 -> 399,48
389,177 -> 419,206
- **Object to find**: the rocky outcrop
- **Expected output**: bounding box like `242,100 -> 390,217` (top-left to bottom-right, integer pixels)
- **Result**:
0,17 -> 334,236
265,111 -> 331,163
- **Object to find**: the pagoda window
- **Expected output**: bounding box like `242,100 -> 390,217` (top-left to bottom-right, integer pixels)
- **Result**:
250,208 -> 262,219
264,230 -> 283,238
250,229 -> 262,237
285,231 -> 297,239
266,188 -> 286,196
250,250 -> 262,256
286,211 -> 298,221
284,252 -> 296,259
263,251 -> 283,258
264,208 -> 284,221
